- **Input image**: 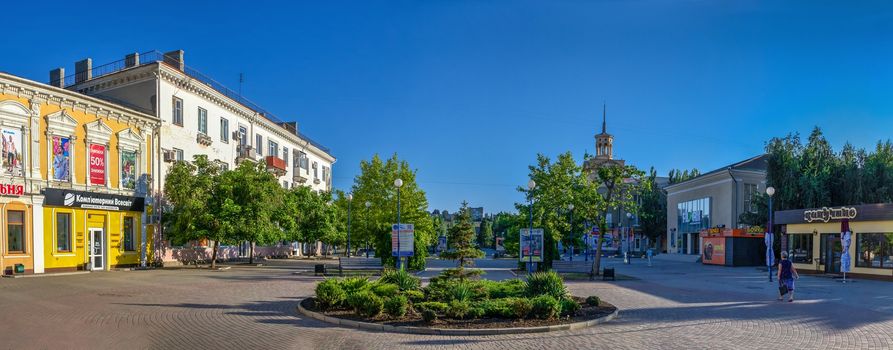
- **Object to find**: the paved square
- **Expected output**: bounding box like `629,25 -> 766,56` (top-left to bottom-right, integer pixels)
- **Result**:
1,258 -> 891,349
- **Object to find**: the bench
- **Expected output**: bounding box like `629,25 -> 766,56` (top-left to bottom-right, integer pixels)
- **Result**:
552,260 -> 593,277
338,257 -> 383,276
603,267 -> 616,281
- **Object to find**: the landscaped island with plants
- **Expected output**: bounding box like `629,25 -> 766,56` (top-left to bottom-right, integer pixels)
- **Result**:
303,269 -> 616,329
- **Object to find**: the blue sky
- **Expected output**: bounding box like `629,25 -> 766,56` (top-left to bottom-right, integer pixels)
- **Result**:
2,1 -> 892,213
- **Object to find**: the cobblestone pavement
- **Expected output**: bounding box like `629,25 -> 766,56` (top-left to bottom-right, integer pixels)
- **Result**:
1,258 -> 891,350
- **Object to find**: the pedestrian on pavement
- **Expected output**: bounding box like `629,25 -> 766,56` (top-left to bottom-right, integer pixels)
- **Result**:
777,251 -> 799,302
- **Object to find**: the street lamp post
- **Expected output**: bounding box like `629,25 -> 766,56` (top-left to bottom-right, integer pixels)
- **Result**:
568,203 -> 574,262
394,178 -> 404,270
364,201 -> 371,258
347,193 -> 353,258
527,179 -> 536,274
766,186 -> 776,282
626,212 -> 632,265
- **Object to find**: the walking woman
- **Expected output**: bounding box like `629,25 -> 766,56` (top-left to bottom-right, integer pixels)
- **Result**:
777,251 -> 799,302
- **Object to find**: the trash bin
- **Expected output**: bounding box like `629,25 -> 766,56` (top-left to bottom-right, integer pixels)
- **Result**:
14,264 -> 25,274
314,264 -> 326,276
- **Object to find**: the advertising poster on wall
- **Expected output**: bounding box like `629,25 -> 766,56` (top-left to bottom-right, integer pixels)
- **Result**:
89,144 -> 106,185
1,128 -> 23,176
52,136 -> 71,181
121,151 -> 137,189
702,236 -> 726,265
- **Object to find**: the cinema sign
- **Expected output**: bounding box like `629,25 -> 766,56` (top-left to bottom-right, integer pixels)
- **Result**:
0,183 -> 24,196
803,206 -> 858,223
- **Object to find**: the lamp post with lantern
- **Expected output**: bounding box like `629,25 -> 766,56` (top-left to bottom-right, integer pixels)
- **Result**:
527,179 -> 536,274
567,203 -> 574,261
766,186 -> 776,282
394,178 -> 404,270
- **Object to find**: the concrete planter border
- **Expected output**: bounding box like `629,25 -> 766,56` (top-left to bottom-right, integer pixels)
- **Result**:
296,298 -> 619,336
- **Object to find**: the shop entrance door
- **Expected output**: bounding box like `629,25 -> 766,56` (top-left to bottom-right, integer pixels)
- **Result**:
89,228 -> 105,271
824,234 -> 841,274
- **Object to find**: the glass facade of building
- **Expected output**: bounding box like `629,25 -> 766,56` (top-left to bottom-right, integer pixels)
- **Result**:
677,197 -> 711,234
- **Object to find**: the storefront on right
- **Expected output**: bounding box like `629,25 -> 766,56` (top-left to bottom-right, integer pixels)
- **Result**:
775,204 -> 893,279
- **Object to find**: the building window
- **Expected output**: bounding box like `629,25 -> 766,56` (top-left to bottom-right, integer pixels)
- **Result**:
123,217 -> 135,251
56,212 -> 71,253
677,197 -> 711,234
857,233 -> 893,269
219,162 -> 229,172
7,210 -> 24,253
121,150 -> 137,190
744,183 -> 759,213
268,140 -> 278,158
313,161 -> 318,179
172,97 -> 183,126
322,166 -> 329,182
173,148 -> 184,162
299,152 -> 309,173
255,134 -> 263,156
197,107 -> 208,134
238,126 -> 248,146
220,118 -> 229,143
283,181 -> 289,188
283,148 -> 289,167
788,234 -> 813,264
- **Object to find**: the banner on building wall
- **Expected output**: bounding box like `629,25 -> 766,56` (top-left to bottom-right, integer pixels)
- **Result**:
1,128 -> 23,177
121,151 -> 137,189
52,136 -> 71,181
89,144 -> 106,185
44,188 -> 145,211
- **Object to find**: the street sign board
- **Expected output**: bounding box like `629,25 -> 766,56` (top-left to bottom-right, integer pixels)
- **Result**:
391,224 -> 415,257
519,228 -> 544,262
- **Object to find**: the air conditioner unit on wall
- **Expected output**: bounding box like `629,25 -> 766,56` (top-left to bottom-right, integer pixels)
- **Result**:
232,131 -> 240,141
163,150 -> 175,162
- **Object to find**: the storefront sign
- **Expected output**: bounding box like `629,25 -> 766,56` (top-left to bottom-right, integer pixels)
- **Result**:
803,206 -> 857,223
44,188 -> 144,212
0,183 -> 24,196
89,144 -> 106,185
702,236 -> 726,265
746,226 -> 764,234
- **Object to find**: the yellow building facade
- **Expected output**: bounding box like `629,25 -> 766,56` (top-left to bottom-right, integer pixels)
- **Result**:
0,72 -> 158,274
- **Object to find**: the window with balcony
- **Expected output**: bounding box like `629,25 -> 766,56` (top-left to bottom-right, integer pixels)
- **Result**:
172,97 -> 183,126
197,107 -> 208,134
268,140 -> 279,158
220,118 -> 229,143
299,152 -> 309,173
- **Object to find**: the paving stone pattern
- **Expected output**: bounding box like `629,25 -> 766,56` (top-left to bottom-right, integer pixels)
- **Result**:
0,258 -> 891,349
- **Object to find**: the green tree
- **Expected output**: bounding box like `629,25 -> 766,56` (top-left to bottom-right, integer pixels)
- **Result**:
477,218 -> 494,248
283,186 -> 339,255
226,161 -> 289,263
668,168 -> 700,184
586,165 -> 647,276
348,154 -> 434,270
637,167 -> 666,243
163,155 -> 233,269
440,202 -> 485,279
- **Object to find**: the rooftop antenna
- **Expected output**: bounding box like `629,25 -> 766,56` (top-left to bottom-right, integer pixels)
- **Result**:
239,73 -> 245,96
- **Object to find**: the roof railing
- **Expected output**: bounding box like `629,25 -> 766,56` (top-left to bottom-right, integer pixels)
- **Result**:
58,50 -> 331,154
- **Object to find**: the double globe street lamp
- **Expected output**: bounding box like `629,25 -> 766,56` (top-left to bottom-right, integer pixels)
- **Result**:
527,179 -> 536,274
567,203 -> 574,262
394,178 -> 404,270
766,186 -> 776,282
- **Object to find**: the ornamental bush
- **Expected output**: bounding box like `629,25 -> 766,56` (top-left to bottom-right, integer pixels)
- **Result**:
446,300 -> 471,319
404,290 -> 425,303
380,269 -> 421,291
315,278 -> 346,310
341,277 -> 371,296
384,295 -> 409,318
415,301 -> 448,314
585,296 -> 600,307
347,290 -> 383,318
481,279 -> 526,299
507,298 -> 533,319
421,309 -> 438,323
467,306 -> 486,319
526,271 -> 567,299
560,298 -> 581,316
476,299 -> 513,318
371,283 -> 400,297
531,295 -> 561,319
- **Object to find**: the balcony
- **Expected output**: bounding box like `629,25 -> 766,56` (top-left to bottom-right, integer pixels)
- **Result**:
197,133 -> 213,146
236,145 -> 256,164
293,167 -> 308,183
265,156 -> 287,177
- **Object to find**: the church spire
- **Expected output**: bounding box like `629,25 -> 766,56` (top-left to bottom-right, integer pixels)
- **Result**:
601,103 -> 606,134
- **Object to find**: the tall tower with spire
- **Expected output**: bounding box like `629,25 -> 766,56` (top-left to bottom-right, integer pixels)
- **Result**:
584,104 -> 625,175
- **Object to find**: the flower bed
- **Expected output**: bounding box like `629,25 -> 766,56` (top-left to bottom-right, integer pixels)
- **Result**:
306,270 -> 617,329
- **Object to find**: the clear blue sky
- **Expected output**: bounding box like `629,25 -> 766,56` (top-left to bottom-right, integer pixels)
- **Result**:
2,1 -> 892,213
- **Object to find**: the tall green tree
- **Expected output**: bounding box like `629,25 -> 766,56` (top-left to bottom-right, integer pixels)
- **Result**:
638,167 -> 666,242
587,164 -> 647,276
477,218 -> 494,248
348,154 -> 434,269
440,202 -> 485,279
283,186 -> 339,255
226,161 -> 289,263
164,155 -> 233,269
